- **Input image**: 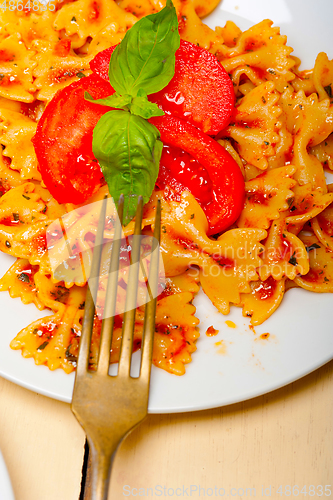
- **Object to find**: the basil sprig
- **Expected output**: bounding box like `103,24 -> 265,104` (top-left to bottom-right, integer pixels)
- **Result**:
92,110 -> 163,220
87,0 -> 180,223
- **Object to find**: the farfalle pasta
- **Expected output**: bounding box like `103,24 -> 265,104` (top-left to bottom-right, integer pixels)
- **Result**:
0,108 -> 40,179
0,0 -> 332,375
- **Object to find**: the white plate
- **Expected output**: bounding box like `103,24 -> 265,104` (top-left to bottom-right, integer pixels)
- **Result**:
0,449 -> 15,500
0,0 -> 333,413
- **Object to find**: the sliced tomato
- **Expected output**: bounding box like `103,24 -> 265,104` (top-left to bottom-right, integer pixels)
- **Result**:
89,40 -> 235,135
150,115 -> 245,235
150,40 -> 234,135
32,74 -> 114,205
89,45 -> 116,81
34,44 -> 239,226
158,144 -> 214,206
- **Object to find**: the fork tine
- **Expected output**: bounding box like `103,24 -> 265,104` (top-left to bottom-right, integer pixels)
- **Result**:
97,195 -> 124,375
117,196 -> 144,377
76,196 -> 107,376
140,199 -> 161,380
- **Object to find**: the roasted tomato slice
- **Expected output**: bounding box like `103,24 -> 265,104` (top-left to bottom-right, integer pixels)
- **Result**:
150,115 -> 245,235
32,74 -> 114,205
89,39 -> 235,135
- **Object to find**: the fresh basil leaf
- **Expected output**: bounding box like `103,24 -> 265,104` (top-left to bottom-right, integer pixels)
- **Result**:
90,1 -> 179,223
85,91 -> 132,109
131,95 -> 164,119
85,90 -> 164,119
92,109 -> 162,223
109,0 -> 180,97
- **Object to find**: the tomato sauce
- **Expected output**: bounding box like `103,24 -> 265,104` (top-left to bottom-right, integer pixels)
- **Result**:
16,265 -> 38,290
31,233 -> 47,256
289,194 -> 314,215
166,229 -> 200,252
0,75 -> 17,87
54,39 -> 71,57
244,37 -> 265,52
280,238 -> 294,260
247,190 -> 272,205
34,320 -> 58,342
50,69 -> 77,84
157,283 -> 175,301
0,49 -> 15,63
88,1 -> 100,21
21,100 -> 45,122
210,253 -> 234,269
255,276 -> 277,300
303,269 -> 325,283
317,213 -> 333,236
0,216 -> 20,226
206,326 -> 219,336
157,324 -> 187,358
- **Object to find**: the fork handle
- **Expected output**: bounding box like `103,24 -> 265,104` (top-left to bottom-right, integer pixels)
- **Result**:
84,440 -> 118,500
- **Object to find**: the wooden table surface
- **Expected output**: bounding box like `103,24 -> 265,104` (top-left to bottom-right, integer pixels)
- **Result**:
0,360 -> 332,500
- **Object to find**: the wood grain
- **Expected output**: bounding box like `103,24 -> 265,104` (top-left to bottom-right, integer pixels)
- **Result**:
0,379 -> 85,500
0,360 -> 332,500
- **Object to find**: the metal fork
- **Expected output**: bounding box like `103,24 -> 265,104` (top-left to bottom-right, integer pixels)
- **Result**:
71,195 -> 161,500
